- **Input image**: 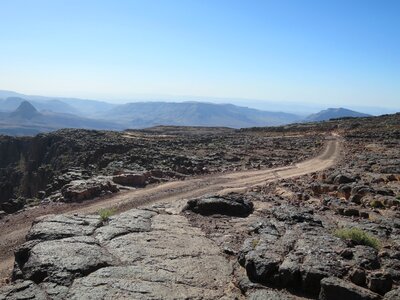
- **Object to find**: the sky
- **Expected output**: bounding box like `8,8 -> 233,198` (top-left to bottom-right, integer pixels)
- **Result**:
0,0 -> 399,112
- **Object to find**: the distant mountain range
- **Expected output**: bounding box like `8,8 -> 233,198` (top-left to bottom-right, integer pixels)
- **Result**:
103,102 -> 300,128
0,101 -> 122,136
0,90 -> 378,136
0,90 -> 115,116
306,108 -> 371,122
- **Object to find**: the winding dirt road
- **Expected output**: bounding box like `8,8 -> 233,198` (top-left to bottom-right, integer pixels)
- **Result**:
0,135 -> 341,283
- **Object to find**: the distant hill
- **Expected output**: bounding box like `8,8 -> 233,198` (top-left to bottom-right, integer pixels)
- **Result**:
306,108 -> 371,122
0,101 -> 123,136
103,102 -> 301,128
9,101 -> 40,119
0,91 -> 115,116
0,97 -> 80,115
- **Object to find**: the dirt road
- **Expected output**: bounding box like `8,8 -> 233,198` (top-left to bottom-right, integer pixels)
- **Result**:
0,136 -> 341,283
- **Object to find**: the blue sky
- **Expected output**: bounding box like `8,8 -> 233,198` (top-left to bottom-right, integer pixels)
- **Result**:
0,0 -> 399,111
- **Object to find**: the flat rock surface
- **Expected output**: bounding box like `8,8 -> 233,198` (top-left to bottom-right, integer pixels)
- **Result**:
4,206 -> 239,299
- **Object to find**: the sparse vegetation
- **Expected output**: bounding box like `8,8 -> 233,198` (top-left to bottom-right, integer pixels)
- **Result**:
252,238 -> 259,248
370,199 -> 384,208
28,198 -> 41,207
98,208 -> 115,223
334,227 -> 381,250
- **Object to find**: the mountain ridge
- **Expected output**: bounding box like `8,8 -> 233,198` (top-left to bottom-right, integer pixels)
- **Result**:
0,90 -> 383,136
306,107 -> 371,122
0,101 -> 123,136
104,101 -> 301,128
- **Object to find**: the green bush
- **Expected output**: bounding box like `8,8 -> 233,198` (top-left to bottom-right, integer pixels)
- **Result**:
98,208 -> 116,223
334,227 -> 381,250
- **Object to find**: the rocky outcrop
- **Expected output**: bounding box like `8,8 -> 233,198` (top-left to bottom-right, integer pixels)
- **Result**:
319,277 -> 381,300
238,207 -> 348,297
61,177 -> 118,202
5,203 -> 238,299
0,280 -> 47,300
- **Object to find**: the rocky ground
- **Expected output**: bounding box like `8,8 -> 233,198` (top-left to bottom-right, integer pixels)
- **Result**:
0,127 -> 323,214
185,113 -> 400,299
0,113 -> 399,299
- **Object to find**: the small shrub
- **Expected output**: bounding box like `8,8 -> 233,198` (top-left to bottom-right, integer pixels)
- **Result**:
98,208 -> 116,223
334,227 -> 381,250
252,238 -> 259,248
27,198 -> 41,207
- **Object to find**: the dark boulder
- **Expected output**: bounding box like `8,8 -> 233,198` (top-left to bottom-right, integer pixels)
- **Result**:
185,195 -> 253,217
367,272 -> 392,295
1,197 -> 26,214
350,268 -> 367,286
334,174 -> 357,185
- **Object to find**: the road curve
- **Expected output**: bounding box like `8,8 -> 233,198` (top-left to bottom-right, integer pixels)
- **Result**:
0,136 -> 341,283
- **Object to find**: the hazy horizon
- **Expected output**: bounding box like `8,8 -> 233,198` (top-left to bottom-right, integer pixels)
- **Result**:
0,1 -> 399,112
1,88 -> 398,116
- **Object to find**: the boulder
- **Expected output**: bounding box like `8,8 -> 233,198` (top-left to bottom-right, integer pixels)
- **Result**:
367,272 -> 392,295
319,277 -> 381,300
334,174 -> 356,185
350,268 -> 367,286
343,208 -> 360,217
1,197 -> 26,214
61,178 -> 118,202
186,195 -> 253,217
112,173 -> 147,187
